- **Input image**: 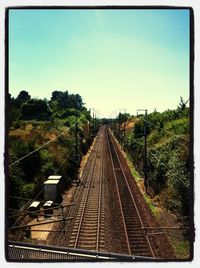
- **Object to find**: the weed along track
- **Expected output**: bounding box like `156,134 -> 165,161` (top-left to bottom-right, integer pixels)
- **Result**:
47,125 -> 175,259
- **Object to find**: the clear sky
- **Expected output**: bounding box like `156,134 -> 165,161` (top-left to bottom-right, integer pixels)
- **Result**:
9,9 -> 190,118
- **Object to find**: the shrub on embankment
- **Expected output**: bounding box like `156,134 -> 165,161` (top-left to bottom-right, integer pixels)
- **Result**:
7,90 -> 94,226
123,101 -> 190,218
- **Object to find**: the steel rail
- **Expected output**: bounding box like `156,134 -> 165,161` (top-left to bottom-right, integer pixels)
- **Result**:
73,127 -> 104,249
73,160 -> 97,248
96,130 -> 104,251
54,130 -> 102,245
109,129 -> 155,257
106,128 -> 131,255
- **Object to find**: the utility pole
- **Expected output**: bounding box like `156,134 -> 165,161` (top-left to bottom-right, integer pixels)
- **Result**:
115,111 -> 117,133
118,112 -> 121,143
75,107 -> 78,157
144,109 -> 148,193
88,109 -> 91,137
123,109 -> 126,148
95,112 -> 97,130
72,105 -> 81,187
93,108 -> 95,130
118,109 -> 126,146
137,109 -> 148,194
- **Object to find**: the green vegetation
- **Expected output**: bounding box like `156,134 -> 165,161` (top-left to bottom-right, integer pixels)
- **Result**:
113,97 -> 190,219
172,240 -> 190,259
125,154 -> 142,182
8,90 -> 96,226
143,194 -> 158,216
8,92 -> 191,238
110,98 -> 191,258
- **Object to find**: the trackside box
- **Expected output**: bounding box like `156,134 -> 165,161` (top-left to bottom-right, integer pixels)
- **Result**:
48,175 -> 62,181
47,175 -> 66,190
29,201 -> 40,218
43,180 -> 62,203
43,200 -> 53,218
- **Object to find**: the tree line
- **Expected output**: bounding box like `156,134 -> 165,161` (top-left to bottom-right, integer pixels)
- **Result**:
8,90 -> 89,124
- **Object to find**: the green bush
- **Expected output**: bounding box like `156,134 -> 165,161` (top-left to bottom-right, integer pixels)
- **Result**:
123,102 -> 190,217
22,183 -> 35,198
165,117 -> 189,136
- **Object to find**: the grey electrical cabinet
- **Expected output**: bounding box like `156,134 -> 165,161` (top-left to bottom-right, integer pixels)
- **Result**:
47,175 -> 65,191
43,179 -> 62,204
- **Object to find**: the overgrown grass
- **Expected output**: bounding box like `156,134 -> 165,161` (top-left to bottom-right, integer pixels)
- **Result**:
143,194 -> 158,216
123,151 -> 159,217
124,147 -> 190,259
171,239 -> 190,259
165,117 -> 189,136
125,154 -> 142,182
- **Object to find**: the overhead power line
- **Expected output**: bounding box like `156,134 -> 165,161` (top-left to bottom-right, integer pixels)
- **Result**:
148,151 -> 189,189
141,118 -> 189,143
8,115 -> 85,167
55,148 -> 75,173
9,217 -> 73,231
10,186 -> 45,229
8,195 -> 69,207
8,202 -> 74,219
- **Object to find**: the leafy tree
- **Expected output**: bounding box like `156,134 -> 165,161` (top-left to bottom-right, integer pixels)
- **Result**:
133,120 -> 144,138
9,138 -> 42,182
16,90 -> 31,104
49,90 -> 84,118
8,93 -> 21,124
21,99 -> 50,120
117,112 -> 130,123
8,91 -> 31,125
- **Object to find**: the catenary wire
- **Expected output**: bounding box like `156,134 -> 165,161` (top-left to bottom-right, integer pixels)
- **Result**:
141,118 -> 189,143
55,148 -> 74,173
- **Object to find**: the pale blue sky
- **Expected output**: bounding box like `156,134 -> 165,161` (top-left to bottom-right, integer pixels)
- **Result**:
9,9 -> 190,117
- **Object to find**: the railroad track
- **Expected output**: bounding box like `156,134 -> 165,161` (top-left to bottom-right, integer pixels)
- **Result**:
106,128 -> 155,257
10,123 -> 175,259
51,125 -> 162,257
64,126 -> 106,251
